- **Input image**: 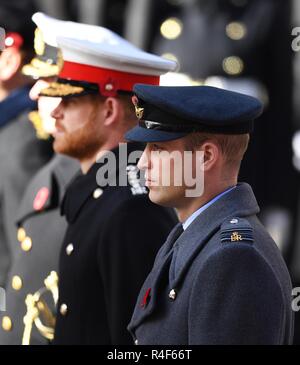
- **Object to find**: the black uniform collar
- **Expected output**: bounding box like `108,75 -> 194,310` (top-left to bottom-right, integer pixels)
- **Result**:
61,142 -> 145,223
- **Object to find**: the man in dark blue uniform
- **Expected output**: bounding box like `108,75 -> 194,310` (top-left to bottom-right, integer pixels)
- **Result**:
39,27 -> 178,344
126,84 -> 294,345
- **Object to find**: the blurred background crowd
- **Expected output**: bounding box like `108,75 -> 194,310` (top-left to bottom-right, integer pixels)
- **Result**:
1,0 -> 300,344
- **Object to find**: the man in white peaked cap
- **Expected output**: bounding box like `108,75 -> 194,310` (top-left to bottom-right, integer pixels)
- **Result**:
40,28 -> 178,344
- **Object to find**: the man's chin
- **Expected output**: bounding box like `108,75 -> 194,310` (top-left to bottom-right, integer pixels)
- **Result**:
53,139 -> 72,156
148,188 -> 175,208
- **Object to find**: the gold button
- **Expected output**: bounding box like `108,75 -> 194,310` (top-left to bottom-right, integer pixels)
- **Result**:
2,316 -> 12,331
93,188 -> 103,199
60,304 -> 68,316
12,276 -> 23,291
17,228 -> 26,242
21,237 -> 32,252
66,243 -> 74,256
169,289 -> 177,301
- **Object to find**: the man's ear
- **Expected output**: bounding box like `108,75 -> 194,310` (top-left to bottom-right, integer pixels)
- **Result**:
201,141 -> 220,172
0,48 -> 22,81
102,97 -> 124,127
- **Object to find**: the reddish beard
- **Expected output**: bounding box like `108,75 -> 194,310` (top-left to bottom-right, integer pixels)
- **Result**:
53,110 -> 104,160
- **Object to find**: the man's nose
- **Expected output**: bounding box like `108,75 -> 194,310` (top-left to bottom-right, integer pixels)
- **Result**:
138,147 -> 150,171
50,99 -> 63,119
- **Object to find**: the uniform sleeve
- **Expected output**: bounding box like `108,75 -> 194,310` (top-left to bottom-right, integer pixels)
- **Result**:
97,196 -> 176,345
188,244 -> 285,345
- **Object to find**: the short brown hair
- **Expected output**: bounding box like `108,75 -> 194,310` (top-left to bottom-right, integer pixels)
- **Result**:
88,92 -> 137,126
117,92 -> 137,124
185,132 -> 250,169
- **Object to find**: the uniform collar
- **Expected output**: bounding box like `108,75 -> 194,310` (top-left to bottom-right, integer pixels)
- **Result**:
169,182 -> 259,289
182,185 -> 237,230
0,85 -> 36,128
61,142 -> 144,223
128,182 -> 260,331
52,155 -> 80,202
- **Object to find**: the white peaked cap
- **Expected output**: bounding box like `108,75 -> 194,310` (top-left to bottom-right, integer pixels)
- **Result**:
40,24 -> 177,97
57,35 -> 177,77
32,12 -> 132,47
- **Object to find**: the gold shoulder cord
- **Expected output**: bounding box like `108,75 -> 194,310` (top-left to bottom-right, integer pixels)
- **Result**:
28,111 -> 50,140
22,271 -> 59,345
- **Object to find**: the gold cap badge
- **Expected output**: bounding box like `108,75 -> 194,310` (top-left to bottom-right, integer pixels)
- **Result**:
132,96 -> 144,119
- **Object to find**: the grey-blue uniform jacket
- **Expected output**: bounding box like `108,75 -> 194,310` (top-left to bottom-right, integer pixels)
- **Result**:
128,183 -> 294,345
0,154 -> 79,344
0,113 -> 53,286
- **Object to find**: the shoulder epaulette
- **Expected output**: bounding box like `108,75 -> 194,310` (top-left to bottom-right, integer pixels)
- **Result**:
220,217 -> 254,245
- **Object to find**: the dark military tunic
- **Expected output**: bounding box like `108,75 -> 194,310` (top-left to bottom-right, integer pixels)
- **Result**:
0,154 -> 79,344
0,90 -> 53,286
54,143 -> 178,345
128,183 -> 294,345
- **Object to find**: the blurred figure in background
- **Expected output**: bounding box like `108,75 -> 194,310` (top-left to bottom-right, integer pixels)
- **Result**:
0,1 -> 36,129
0,13 -> 79,344
0,2 -> 53,287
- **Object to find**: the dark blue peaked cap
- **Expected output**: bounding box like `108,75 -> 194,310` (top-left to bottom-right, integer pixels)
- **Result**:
125,84 -> 263,143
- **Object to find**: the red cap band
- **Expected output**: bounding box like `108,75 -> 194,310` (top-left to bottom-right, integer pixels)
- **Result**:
59,61 -> 160,96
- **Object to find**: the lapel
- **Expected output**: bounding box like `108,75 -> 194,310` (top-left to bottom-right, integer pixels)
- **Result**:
16,159 -> 53,224
52,154 -> 80,202
128,246 -> 175,330
16,154 -> 80,224
169,183 -> 260,290
128,183 -> 260,331
128,223 -> 184,329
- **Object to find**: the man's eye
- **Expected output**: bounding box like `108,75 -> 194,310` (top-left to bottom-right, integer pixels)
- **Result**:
152,144 -> 164,151
63,98 -> 76,107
